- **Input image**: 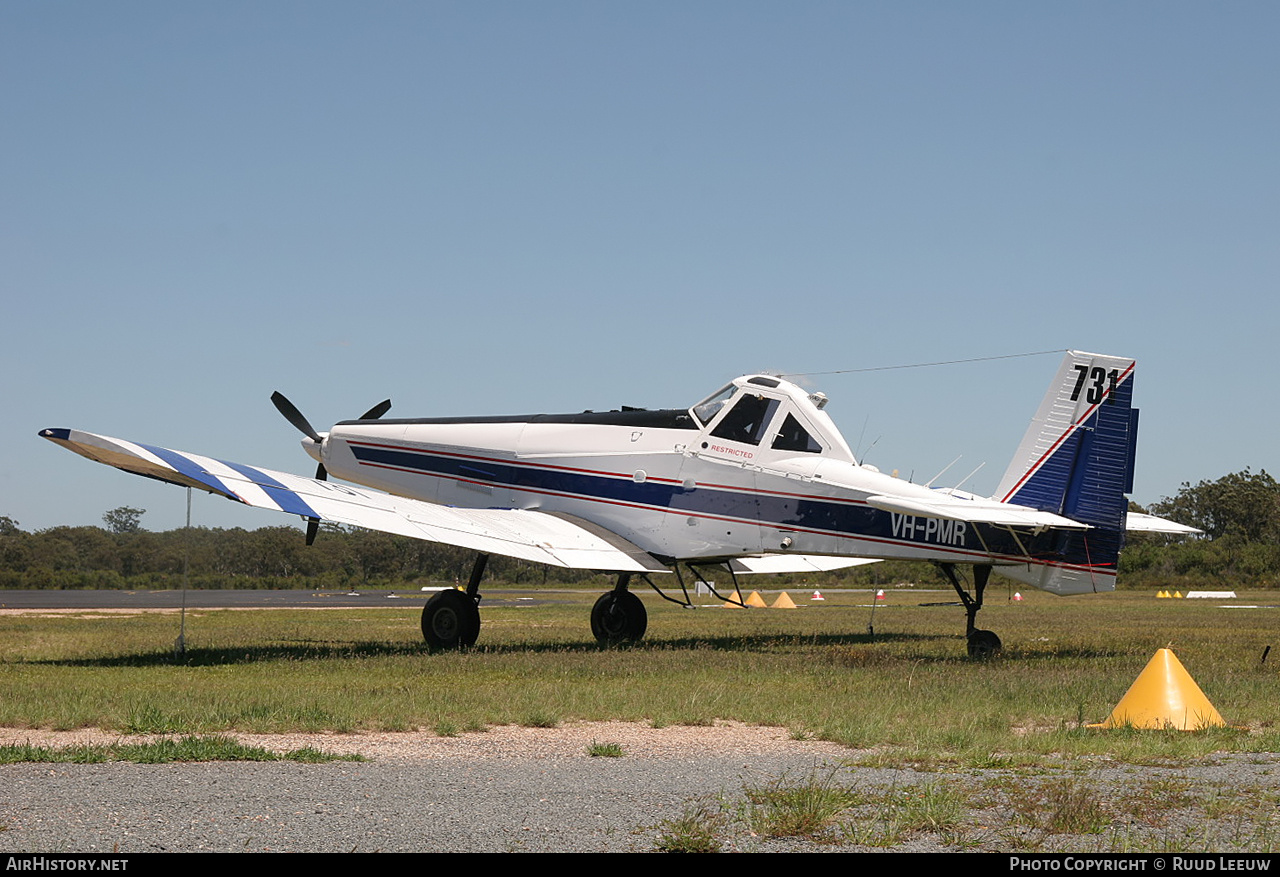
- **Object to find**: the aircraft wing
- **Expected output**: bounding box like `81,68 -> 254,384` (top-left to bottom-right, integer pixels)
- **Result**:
1125,512 -> 1203,535
864,494 -> 1089,530
40,428 -> 669,574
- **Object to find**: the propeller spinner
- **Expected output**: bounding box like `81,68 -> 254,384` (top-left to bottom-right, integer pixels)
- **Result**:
270,392 -> 392,544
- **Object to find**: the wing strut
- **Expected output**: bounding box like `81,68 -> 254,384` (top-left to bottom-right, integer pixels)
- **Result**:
684,562 -> 750,608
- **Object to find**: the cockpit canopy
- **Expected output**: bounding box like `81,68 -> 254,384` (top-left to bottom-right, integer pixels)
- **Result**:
689,375 -> 855,463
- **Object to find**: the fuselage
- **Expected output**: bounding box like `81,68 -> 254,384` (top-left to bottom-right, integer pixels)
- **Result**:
310,375 -> 1081,584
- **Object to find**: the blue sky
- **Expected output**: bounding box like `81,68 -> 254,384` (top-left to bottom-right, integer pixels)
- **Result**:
4,2 -> 1276,533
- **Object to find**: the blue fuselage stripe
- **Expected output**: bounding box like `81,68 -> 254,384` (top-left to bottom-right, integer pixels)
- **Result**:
348,443 -> 1114,571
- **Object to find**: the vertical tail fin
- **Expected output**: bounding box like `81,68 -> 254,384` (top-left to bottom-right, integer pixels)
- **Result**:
993,350 -> 1139,594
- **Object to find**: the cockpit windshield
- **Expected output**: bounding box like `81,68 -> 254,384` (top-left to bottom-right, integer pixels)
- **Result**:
771,413 -> 823,453
689,376 -> 853,462
691,384 -> 735,426
711,394 -> 780,445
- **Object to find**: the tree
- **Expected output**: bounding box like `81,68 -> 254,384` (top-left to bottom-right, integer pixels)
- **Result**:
1151,468 -> 1280,542
102,506 -> 146,535
0,517 -> 30,575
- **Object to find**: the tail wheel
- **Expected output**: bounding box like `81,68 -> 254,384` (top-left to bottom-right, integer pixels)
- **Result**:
422,589 -> 480,651
591,591 -> 647,646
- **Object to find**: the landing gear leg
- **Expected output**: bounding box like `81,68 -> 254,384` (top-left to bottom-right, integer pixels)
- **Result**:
591,573 -> 648,646
421,554 -> 486,651
937,562 -> 1002,659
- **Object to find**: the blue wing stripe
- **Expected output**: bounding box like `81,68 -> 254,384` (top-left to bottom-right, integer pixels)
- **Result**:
221,461 -> 320,519
138,443 -> 241,500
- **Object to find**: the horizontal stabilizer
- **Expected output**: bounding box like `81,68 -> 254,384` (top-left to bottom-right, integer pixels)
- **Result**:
864,494 -> 1088,530
727,555 -> 880,575
1125,512 -> 1203,535
40,428 -> 669,573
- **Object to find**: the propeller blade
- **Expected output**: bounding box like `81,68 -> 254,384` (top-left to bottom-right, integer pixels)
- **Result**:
304,461 -> 327,546
275,393 -> 387,547
359,399 -> 392,420
271,391 -> 322,443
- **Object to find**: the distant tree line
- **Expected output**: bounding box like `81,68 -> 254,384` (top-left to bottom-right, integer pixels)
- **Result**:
1121,468 -> 1280,589
0,511 -> 609,590
0,468 -> 1275,590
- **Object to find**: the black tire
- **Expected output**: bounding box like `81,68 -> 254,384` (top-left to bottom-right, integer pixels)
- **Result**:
967,628 -> 1002,660
421,589 -> 481,651
591,591 -> 647,646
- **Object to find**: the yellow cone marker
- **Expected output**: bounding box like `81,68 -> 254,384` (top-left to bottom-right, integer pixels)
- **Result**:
1174,591 -> 1183,599
770,591 -> 797,609
1091,648 -> 1225,730
744,590 -> 768,608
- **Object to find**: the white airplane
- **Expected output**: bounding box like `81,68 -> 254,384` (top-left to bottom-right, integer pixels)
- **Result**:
40,350 -> 1195,657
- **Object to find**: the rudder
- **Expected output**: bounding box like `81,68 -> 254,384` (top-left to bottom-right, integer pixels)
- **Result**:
992,351 -> 1139,594
995,350 -> 1137,528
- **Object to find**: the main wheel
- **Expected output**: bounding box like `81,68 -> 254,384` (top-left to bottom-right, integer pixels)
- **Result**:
591,591 -> 647,646
422,589 -> 481,651
967,628 -> 1002,660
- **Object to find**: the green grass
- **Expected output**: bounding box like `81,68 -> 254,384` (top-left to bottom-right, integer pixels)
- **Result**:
656,769 -> 1280,852
519,708 -> 561,728
0,735 -> 363,764
1004,775 -> 1112,835
3,587 -> 1280,767
586,740 -> 625,757
654,800 -> 725,852
740,768 -> 862,840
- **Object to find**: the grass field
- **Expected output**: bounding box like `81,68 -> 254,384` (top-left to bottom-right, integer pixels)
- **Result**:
3,585 -> 1279,764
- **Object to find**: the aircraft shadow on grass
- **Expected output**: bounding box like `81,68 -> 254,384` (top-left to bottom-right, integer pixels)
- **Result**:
32,631 -> 1143,670
39,630 -> 966,668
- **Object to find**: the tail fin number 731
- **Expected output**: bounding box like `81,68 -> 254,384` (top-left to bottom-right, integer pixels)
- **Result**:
1071,364 -> 1120,405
